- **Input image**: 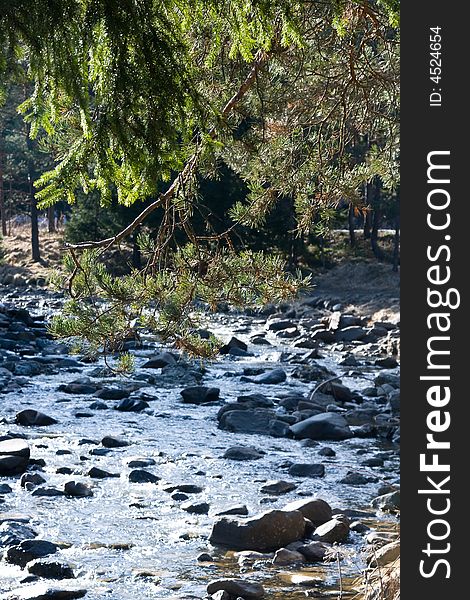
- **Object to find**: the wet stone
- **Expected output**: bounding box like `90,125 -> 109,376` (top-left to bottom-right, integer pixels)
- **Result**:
115,398 -> 149,412
283,499 -> 333,526
15,410 -> 58,427
0,584 -> 87,599
0,522 -> 37,549
181,501 -> 210,515
128,469 -> 160,484
87,467 -> 119,479
27,558 -> 75,580
313,517 -> 350,543
207,579 -> 265,599
288,463 -> 325,478
31,487 -> 65,497
0,438 -> 30,475
64,481 -> 94,498
180,386 -> 220,405
222,446 -> 264,461
5,539 -> 58,567
215,505 -> 249,517
94,388 -> 130,400
101,436 -> 130,448
259,480 -> 297,495
209,509 -> 306,551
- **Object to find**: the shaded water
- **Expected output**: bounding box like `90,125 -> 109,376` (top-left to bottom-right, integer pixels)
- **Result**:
0,300 -> 399,599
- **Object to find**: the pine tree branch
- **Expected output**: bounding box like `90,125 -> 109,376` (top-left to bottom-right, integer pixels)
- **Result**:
64,50 -> 269,252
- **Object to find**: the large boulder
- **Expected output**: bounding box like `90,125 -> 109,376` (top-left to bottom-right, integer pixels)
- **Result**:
209,509 -> 306,551
240,368 -> 287,385
283,498 -> 332,525
290,412 -> 352,441
0,585 -> 87,599
219,408 -> 287,437
0,439 -> 30,475
313,517 -> 349,543
4,539 -> 58,567
180,386 -> 220,405
207,579 -> 264,599
15,410 -> 58,427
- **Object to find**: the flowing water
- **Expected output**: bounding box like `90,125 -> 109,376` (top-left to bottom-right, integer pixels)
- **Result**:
0,294 -> 399,599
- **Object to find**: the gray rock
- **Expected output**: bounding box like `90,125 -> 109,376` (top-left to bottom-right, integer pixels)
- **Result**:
128,470 -> 160,484
87,467 -> 119,479
223,446 -> 264,461
288,463 -> 325,478
94,388 -> 130,400
215,505 -> 249,517
272,548 -> 306,565
318,447 -> 336,457
371,491 -> 400,513
142,352 -> 178,368
0,483 -> 12,494
101,436 -> 129,448
27,558 -> 75,579
313,517 -> 349,543
15,410 -> 58,427
209,509 -> 306,551
290,412 -> 352,441
64,481 -> 93,498
219,337 -> 248,354
339,471 -> 376,486
115,397 -> 149,412
0,438 -> 30,475
180,386 -> 220,404
4,539 -> 58,567
335,326 -> 368,342
218,408 -> 270,434
297,541 -> 329,562
0,585 -> 87,599
31,487 -> 64,497
164,484 -> 203,494
207,579 -> 265,599
20,474 -> 46,488
260,481 -> 297,495
282,499 -> 332,525
181,501 -> 210,515
241,369 -> 287,385
0,523 -> 37,549
197,552 -> 213,562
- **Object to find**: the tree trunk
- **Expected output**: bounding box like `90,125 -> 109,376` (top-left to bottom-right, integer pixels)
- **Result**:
392,216 -> 400,272
47,205 -> 56,233
132,229 -> 142,270
363,183 -> 372,240
348,203 -> 356,246
26,130 -> 41,262
0,149 -> 7,237
370,208 -> 384,260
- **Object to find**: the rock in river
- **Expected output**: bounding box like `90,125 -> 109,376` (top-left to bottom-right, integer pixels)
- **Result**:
313,517 -> 350,543
4,539 -> 58,567
27,558 -> 75,579
290,412 -> 352,441
207,579 -> 265,599
288,463 -> 325,478
0,585 -> 87,599
15,410 -> 58,427
260,480 -> 297,495
283,498 -> 333,526
223,446 -> 264,461
180,386 -> 220,404
209,509 -> 306,551
241,368 -> 287,385
0,438 -> 30,475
